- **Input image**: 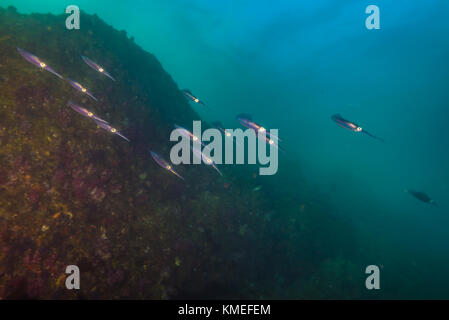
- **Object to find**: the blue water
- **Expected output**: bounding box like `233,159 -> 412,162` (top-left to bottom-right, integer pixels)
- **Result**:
5,0 -> 449,298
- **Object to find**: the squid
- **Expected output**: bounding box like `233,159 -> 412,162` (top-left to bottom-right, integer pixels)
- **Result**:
405,190 -> 437,206
68,101 -> 109,124
236,113 -> 281,142
331,114 -> 384,142
211,121 -> 242,147
192,147 -> 222,176
16,47 -> 63,79
67,78 -> 98,101
212,121 -> 232,138
236,114 -> 282,151
182,89 -> 205,106
149,151 -> 184,180
82,56 -> 115,81
93,119 -> 130,142
174,124 -> 209,150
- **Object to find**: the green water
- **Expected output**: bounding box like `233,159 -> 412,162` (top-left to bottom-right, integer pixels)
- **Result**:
1,0 -> 449,299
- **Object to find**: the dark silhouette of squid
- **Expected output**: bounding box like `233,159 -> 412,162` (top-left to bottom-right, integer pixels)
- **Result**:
405,190 -> 437,206
331,114 -> 384,142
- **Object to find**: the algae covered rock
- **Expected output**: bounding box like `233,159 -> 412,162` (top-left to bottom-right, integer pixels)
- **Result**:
0,6 -> 360,299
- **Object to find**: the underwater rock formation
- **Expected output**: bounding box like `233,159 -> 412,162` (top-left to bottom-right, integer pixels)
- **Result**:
0,6 -> 359,299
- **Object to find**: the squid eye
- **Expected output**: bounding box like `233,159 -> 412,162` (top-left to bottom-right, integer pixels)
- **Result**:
269,139 -> 274,145
226,132 -> 231,137
39,62 -> 46,68
356,127 -> 362,132
111,128 -> 117,133
81,88 -> 87,92
87,112 -> 93,117
259,127 -> 266,133
166,165 -> 171,170
194,98 -> 199,103
99,68 -> 104,72
193,136 -> 198,141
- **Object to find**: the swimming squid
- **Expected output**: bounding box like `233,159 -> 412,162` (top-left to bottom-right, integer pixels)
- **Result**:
192,147 -> 222,176
149,151 -> 184,180
93,119 -> 130,142
82,56 -> 116,81
211,120 -> 242,146
331,114 -> 384,142
16,47 -> 63,79
211,121 -> 233,138
182,89 -> 205,106
236,114 -> 281,142
68,101 -> 109,124
405,190 -> 437,206
261,133 -> 283,151
236,114 -> 282,151
67,78 -> 98,101
174,124 -> 209,150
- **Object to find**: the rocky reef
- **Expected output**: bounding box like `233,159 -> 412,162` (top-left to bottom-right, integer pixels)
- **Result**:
0,6 -> 362,299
